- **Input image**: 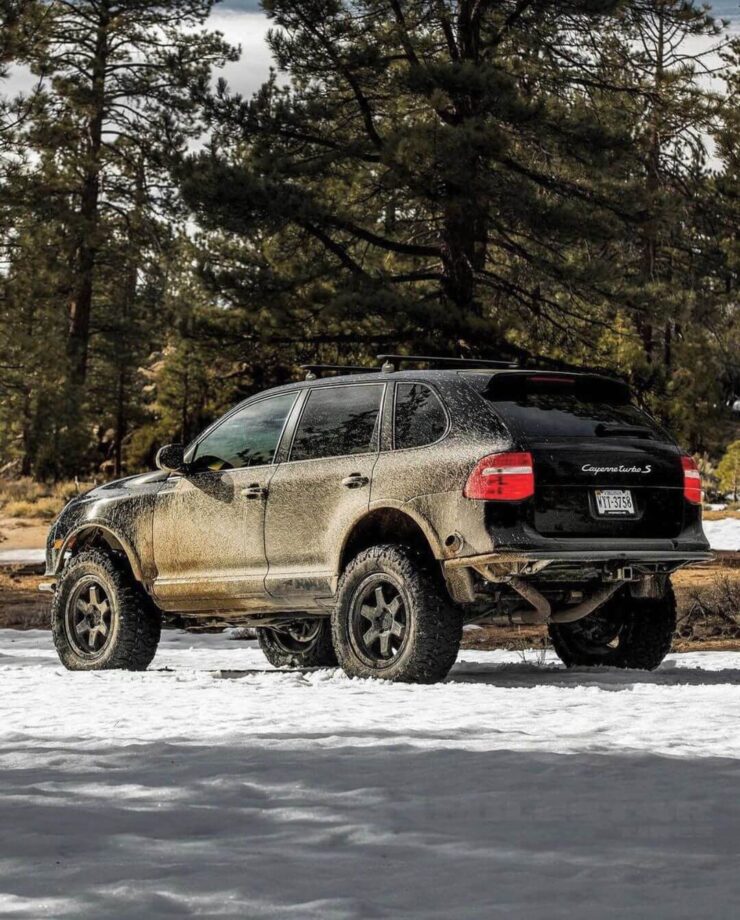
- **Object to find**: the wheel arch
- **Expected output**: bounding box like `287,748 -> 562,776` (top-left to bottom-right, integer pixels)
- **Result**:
336,504 -> 442,576
56,524 -> 144,582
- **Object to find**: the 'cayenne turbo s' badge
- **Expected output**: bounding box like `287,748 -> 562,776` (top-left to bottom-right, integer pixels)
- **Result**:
581,464 -> 653,475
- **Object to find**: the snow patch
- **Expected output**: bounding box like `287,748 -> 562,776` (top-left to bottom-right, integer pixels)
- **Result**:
703,517 -> 740,551
1,630 -> 740,917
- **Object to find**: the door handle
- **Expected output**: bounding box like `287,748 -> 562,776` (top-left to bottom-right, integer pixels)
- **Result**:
241,484 -> 268,499
341,473 -> 369,489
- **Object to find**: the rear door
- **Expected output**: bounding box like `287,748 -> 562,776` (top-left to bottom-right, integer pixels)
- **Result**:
476,374 -> 685,539
264,382 -> 385,600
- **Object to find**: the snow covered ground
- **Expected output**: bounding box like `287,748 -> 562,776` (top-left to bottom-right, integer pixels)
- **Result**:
703,517 -> 740,551
0,549 -> 45,566
2,631 -> 740,918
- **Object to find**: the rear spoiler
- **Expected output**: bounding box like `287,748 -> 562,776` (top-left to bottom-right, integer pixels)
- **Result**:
483,372 -> 632,403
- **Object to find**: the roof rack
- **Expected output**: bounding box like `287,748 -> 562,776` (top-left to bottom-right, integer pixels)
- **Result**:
300,363 -> 378,381
376,354 -> 519,372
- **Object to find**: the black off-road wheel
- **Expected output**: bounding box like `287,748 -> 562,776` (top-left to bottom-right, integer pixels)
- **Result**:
257,619 -> 337,669
548,583 -> 676,671
332,544 -> 462,684
51,549 -> 161,671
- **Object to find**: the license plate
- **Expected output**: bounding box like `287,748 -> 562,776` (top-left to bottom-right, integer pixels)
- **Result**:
594,489 -> 635,516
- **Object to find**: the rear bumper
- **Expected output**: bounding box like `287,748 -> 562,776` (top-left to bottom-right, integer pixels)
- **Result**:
446,521 -> 712,571
479,518 -> 710,560
446,548 -> 713,569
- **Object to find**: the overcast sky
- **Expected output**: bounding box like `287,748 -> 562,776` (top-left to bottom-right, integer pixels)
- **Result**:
4,2 -> 739,105
202,0 -> 740,99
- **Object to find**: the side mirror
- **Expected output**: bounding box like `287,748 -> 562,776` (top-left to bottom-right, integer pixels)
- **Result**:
155,443 -> 186,473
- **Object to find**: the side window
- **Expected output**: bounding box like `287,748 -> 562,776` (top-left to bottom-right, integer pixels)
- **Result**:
191,392 -> 297,473
290,384 -> 384,461
394,383 -> 447,449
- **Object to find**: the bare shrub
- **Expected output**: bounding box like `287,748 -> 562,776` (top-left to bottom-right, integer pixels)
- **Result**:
677,575 -> 740,642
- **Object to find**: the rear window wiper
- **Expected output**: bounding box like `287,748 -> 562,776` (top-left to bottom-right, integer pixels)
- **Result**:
595,423 -> 654,439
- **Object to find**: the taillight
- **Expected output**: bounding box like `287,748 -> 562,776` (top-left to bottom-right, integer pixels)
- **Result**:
681,455 -> 702,504
464,452 -> 535,501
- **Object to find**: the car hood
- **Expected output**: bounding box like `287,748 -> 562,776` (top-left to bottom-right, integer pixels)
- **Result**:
80,470 -> 171,501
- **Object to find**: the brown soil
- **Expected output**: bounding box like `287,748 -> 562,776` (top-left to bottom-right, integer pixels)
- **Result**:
2,552 -> 738,650
0,516 -> 49,550
0,569 -> 50,629
460,561 -> 740,652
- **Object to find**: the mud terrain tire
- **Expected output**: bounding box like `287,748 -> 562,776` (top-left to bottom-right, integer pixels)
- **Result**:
51,549 -> 161,671
258,620 -> 337,669
548,583 -> 676,670
332,544 -> 462,683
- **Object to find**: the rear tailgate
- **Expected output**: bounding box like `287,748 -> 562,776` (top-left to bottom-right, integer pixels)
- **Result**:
471,372 -> 687,539
530,438 -> 683,537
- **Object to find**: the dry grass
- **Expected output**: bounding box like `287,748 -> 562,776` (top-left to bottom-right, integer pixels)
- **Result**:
0,478 -> 92,521
3,497 -> 63,521
703,509 -> 740,521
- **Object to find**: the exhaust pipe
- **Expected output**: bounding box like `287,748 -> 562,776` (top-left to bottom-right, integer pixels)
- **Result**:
508,577 -> 551,624
548,582 -> 622,624
485,579 -> 624,626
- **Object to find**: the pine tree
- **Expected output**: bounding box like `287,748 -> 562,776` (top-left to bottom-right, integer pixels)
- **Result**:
18,0 -> 237,386
181,0 -> 659,361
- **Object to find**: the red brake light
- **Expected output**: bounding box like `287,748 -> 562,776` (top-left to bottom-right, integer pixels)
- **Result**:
464,452 -> 535,501
681,455 -> 702,504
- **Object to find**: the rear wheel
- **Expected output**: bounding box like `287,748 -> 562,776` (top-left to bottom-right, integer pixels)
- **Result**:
548,583 -> 676,670
51,549 -> 161,671
257,619 -> 337,669
332,544 -> 462,683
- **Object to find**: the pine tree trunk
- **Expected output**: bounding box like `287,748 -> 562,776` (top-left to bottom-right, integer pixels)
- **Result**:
113,162 -> 145,478
640,3 -> 666,367
439,7 -> 487,319
66,6 -> 109,386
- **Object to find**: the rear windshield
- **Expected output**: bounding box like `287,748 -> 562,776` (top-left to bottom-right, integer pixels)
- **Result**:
467,374 -> 668,442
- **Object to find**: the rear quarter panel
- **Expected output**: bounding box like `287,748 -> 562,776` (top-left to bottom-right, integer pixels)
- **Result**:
369,379 -> 513,559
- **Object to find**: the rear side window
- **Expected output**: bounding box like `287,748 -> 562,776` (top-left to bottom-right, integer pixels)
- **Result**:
291,384 -> 384,461
394,383 -> 447,449
470,374 -> 667,442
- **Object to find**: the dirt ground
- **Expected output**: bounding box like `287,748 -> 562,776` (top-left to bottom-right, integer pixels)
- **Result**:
0,569 -> 49,629
461,561 -> 740,652
0,515 -> 49,551
1,555 -> 738,650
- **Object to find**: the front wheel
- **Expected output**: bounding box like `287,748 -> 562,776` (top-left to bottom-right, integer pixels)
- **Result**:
257,619 -> 337,669
332,544 -> 462,683
548,583 -> 676,670
51,549 -> 161,671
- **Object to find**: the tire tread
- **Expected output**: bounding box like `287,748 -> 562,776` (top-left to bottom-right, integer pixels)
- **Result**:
51,549 -> 161,671
332,543 -> 462,684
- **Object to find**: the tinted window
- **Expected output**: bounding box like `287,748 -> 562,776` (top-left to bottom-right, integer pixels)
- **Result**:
394,383 -> 447,449
191,393 -> 297,472
291,384 -> 384,461
467,375 -> 666,441
489,395 -> 660,440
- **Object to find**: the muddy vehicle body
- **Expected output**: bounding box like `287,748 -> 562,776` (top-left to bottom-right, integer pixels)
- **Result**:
46,358 -> 711,682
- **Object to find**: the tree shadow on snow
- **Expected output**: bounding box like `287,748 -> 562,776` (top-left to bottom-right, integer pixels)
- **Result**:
209,661 -> 740,692
1,739 -> 739,919
447,659 -> 740,690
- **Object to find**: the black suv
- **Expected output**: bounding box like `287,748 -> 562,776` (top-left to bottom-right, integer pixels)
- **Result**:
46,358 -> 710,683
